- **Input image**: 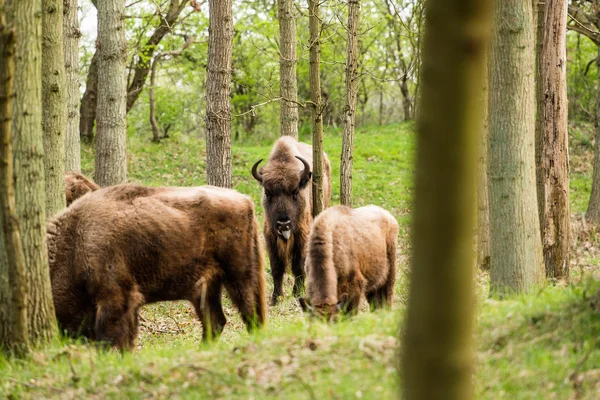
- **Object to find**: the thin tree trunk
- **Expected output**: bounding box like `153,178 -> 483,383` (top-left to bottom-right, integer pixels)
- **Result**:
278,0 -> 298,138
309,0 -> 324,217
378,88 -> 383,125
205,0 -> 232,188
42,0 -> 67,217
63,0 -> 81,172
489,0 -> 544,295
79,50 -> 98,141
340,0 -> 360,207
536,0 -> 570,279
400,75 -> 412,121
149,55 -> 161,143
10,0 -> 58,346
587,49 -> 600,223
401,0 -> 491,398
95,0 -> 127,187
0,2 -> 29,355
477,55 -> 490,270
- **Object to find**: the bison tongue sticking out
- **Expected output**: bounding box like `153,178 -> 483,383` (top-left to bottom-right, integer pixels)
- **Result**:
251,136 -> 332,306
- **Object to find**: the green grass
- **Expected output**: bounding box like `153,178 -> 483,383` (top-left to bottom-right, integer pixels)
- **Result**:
2,122 -> 600,399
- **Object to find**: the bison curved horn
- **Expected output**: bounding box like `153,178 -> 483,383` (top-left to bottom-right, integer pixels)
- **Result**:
251,159 -> 264,183
295,156 -> 311,185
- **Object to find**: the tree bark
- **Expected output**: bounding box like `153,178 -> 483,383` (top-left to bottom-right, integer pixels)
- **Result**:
95,0 -> 127,187
536,0 -> 570,279
42,0 -> 66,217
10,0 -> 58,347
63,0 -> 81,172
340,0 -> 360,207
401,0 -> 491,398
79,50 -> 98,141
278,0 -> 298,139
309,0 -> 324,217
488,0 -> 544,295
0,2 -> 29,355
477,54 -> 490,270
205,0 -> 232,188
587,49 -> 600,224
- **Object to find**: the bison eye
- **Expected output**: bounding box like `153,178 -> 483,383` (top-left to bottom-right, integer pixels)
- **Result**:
265,190 -> 272,199
292,189 -> 299,201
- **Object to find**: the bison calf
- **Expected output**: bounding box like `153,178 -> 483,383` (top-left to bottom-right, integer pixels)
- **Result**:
251,136 -> 331,305
47,184 -> 267,350
299,205 -> 398,320
65,171 -> 100,206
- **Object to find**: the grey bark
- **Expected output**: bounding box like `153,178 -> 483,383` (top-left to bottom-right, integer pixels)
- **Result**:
42,0 -> 67,217
309,0 -> 324,217
340,0 -> 360,207
63,0 -> 81,172
205,0 -> 233,188
488,0 -> 545,295
10,0 -> 58,347
95,0 -> 128,187
278,0 -> 298,138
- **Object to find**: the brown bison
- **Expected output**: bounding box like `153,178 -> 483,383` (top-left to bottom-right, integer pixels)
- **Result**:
251,136 -> 331,305
65,171 -> 100,206
47,183 -> 267,350
299,205 -> 398,320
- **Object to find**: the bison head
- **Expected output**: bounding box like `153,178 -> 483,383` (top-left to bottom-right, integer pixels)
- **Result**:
298,294 -> 348,322
252,155 -> 312,241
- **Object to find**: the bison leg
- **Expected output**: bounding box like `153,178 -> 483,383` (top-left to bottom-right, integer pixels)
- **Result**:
192,279 -> 227,341
95,290 -> 143,351
223,279 -> 261,332
291,239 -> 306,298
266,235 -> 286,306
367,288 -> 387,311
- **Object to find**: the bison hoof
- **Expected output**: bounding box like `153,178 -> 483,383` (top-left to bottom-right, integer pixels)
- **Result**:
269,296 -> 281,307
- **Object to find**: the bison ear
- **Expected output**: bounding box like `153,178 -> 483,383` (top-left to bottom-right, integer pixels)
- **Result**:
298,297 -> 312,313
337,293 -> 349,312
299,171 -> 312,189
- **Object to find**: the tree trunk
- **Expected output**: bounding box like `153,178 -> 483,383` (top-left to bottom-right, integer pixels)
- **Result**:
536,0 -> 570,279
10,0 -> 58,347
401,0 -> 491,398
278,0 -> 298,138
149,55 -> 161,143
400,74 -> 412,121
79,50 -> 98,141
42,0 -> 66,217
587,49 -> 600,224
340,0 -> 360,207
488,0 -> 544,295
309,0 -> 324,217
205,0 -> 233,188
0,2 -> 29,355
477,55 -> 490,270
63,0 -> 80,172
95,0 -> 127,187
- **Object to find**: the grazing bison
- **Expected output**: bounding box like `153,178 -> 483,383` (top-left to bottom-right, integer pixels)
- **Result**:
299,205 -> 398,320
65,171 -> 100,206
47,183 -> 266,350
251,136 -> 331,305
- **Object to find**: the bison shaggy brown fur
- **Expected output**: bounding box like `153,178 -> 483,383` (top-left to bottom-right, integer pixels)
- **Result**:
299,205 -> 398,320
65,171 -> 100,206
251,136 -> 331,305
47,183 -> 267,350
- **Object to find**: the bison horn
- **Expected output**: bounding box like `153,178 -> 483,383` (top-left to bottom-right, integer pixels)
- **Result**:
251,159 -> 264,183
295,156 -> 311,184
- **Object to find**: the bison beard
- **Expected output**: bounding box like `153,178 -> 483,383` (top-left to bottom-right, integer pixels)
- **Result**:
47,184 -> 267,350
251,136 -> 332,305
65,171 -> 100,206
300,205 -> 398,321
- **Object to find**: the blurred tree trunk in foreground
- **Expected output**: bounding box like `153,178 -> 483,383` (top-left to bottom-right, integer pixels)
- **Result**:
401,0 -> 491,399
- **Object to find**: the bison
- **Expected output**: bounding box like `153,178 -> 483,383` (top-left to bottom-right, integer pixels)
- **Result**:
251,136 -> 331,306
299,205 -> 398,320
65,171 -> 100,206
47,183 -> 267,350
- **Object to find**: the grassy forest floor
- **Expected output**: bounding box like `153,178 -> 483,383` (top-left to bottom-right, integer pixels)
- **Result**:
1,122 -> 600,399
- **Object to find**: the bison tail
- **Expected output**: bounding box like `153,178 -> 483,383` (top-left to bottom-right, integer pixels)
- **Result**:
252,217 -> 267,326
